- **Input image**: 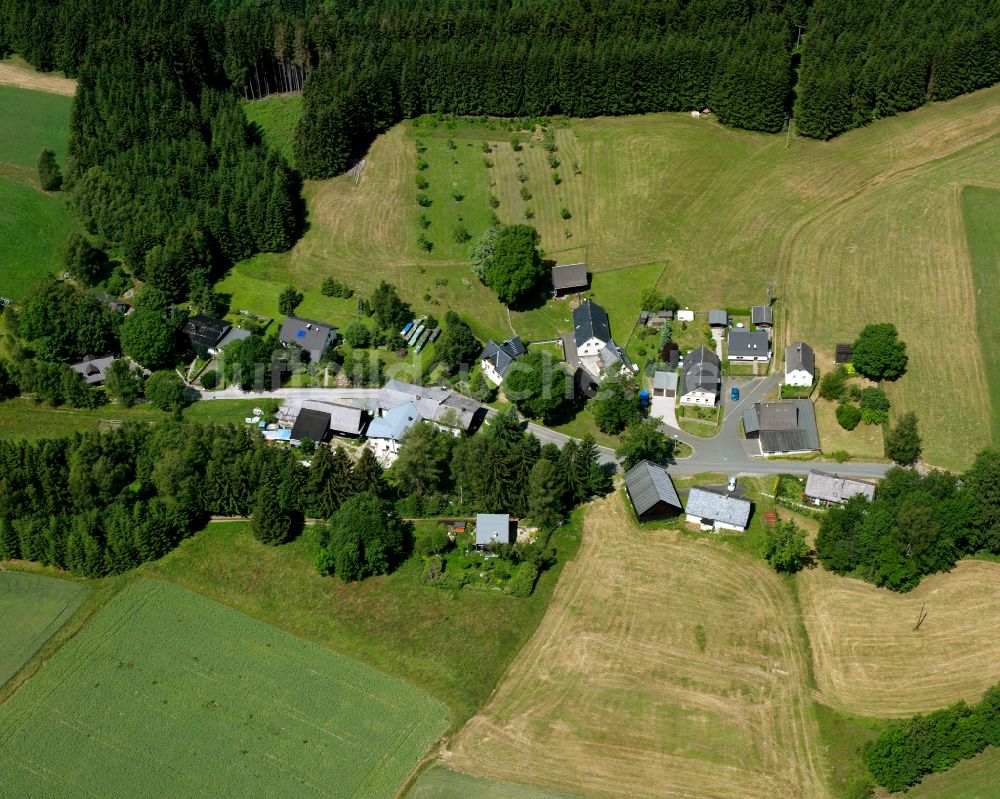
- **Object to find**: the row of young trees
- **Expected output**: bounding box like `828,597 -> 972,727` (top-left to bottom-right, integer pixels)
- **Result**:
815,451 -> 1000,591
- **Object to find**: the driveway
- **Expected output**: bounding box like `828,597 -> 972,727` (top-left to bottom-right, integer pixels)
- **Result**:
711,328 -> 725,360
650,393 -> 678,429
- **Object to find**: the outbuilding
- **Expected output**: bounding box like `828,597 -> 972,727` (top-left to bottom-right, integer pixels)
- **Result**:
708,310 -> 728,328
551,263 -> 589,297
751,305 -> 773,328
624,460 -> 683,521
476,513 -> 515,548
805,470 -> 876,505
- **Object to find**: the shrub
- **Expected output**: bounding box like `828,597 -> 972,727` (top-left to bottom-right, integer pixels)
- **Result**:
451,190 -> 464,202
453,226 -> 471,244
415,174 -> 428,190
560,207 -> 571,219
200,369 -> 217,390
637,346 -> 646,357
517,171 -> 528,183
832,449 -> 851,463
415,140 -> 426,153
510,136 -> 522,151
482,157 -> 493,168
416,193 -> 432,206
487,193 -> 500,208
551,171 -> 561,184
519,186 -> 532,201
836,402 -> 862,430
418,213 -> 431,229
507,561 -> 540,597
481,141 -> 491,154
37,148 -> 62,191
819,365 -> 849,401
548,154 -> 560,169
524,208 -> 535,219
344,321 -> 371,348
446,138 -> 456,150
321,277 -> 354,298
415,156 -> 429,171
859,386 -> 890,424
417,234 -> 433,252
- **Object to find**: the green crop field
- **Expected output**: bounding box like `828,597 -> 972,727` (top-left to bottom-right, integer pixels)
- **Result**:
223,85 -> 1000,469
903,746 -> 1000,799
0,572 -> 87,688
242,94 -> 302,167
409,767 -> 582,799
147,516 -> 583,723
0,85 -> 72,168
0,175 -> 74,300
961,186 -> 1000,446
0,578 -> 450,798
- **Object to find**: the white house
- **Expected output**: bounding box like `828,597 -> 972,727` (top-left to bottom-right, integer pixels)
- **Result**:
679,346 -> 721,406
685,487 -> 752,532
785,342 -> 816,387
727,330 -> 770,363
365,402 -> 421,465
479,337 -> 527,386
573,300 -> 611,358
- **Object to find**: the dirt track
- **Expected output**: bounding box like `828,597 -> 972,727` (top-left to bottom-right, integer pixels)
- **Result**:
799,560 -> 1000,716
0,60 -> 75,96
446,494 -> 830,799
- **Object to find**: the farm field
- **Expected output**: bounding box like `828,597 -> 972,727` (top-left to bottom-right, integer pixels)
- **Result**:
0,578 -> 450,799
0,175 -> 75,299
242,94 -> 302,167
961,186 -> 1000,446
146,515 -> 583,724
240,85 -> 1000,468
446,493 -> 829,799
0,56 -> 75,96
0,572 -> 87,688
798,560 -> 1000,717
0,84 -> 72,167
410,767 -> 581,799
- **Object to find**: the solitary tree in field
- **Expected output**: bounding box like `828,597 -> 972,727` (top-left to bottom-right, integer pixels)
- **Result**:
764,520 -> 810,573
278,285 -> 303,315
62,232 -> 106,286
852,323 -> 908,381
37,148 -> 62,191
472,224 -> 545,305
316,492 -> 408,581
884,411 -> 922,465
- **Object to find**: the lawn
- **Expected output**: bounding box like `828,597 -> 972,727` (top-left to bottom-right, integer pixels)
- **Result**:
146,514 -> 584,725
0,572 -> 88,687
0,578 -> 450,799
0,84 -> 72,168
409,767 -> 581,799
0,175 -> 75,300
961,186 -> 1000,447
242,94 -> 302,167
447,493 -> 828,799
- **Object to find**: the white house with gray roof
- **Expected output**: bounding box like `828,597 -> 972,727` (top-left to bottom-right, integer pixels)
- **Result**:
680,346 -> 721,406
479,336 -> 527,385
573,300 -> 612,357
685,486 -> 752,532
727,330 -> 771,363
805,471 -> 876,505
279,316 -> 338,363
379,379 -> 482,435
785,342 -> 816,387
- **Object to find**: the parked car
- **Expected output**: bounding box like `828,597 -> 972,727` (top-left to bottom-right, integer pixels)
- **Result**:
730,386 -> 740,401
727,476 -> 737,492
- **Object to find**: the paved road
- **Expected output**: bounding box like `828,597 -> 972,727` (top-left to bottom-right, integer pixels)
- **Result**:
194,384 -> 891,479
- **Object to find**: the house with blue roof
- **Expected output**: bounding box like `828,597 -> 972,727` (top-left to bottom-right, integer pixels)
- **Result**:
366,401 -> 422,465
278,316 -> 338,363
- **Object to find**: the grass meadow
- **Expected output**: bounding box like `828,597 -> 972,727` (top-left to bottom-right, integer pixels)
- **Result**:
0,579 -> 450,798
242,94 -> 302,167
961,186 -> 1000,447
147,514 -> 584,725
0,572 -> 87,687
410,767 -> 582,799
235,85 -> 1000,469
0,84 -> 72,167
904,746 -> 1000,798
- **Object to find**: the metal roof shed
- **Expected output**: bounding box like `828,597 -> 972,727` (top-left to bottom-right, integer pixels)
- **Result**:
476,513 -> 514,546
624,461 -> 683,521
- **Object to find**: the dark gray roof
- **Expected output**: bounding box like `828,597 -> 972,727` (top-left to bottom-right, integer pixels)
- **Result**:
708,310 -> 728,327
624,461 -> 682,517
728,330 -> 770,359
70,355 -> 118,385
785,342 -> 815,375
551,263 -> 588,292
683,346 -> 721,396
184,315 -> 231,351
290,408 -> 330,442
279,316 -> 337,356
805,470 -> 876,503
479,336 -> 527,378
835,344 -> 854,364
216,327 -> 252,351
598,338 -> 633,372
573,300 -> 611,347
742,405 -> 760,435
686,487 -> 751,528
756,400 -> 819,453
476,513 -> 512,546
751,306 -> 773,326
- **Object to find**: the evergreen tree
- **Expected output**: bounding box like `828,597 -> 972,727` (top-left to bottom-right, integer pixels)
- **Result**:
37,148 -> 62,191
885,412 -> 922,465
250,487 -> 292,545
528,458 -> 564,529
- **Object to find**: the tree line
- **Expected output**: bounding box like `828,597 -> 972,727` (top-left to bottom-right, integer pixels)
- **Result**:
815,450 -> 1000,591
0,0 -> 303,305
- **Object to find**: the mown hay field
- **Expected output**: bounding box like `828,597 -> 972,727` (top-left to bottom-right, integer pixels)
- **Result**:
0,572 -> 87,687
798,560 -> 1000,717
446,494 -> 829,799
228,86 -> 1000,468
0,56 -> 75,96
0,578 -> 450,799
